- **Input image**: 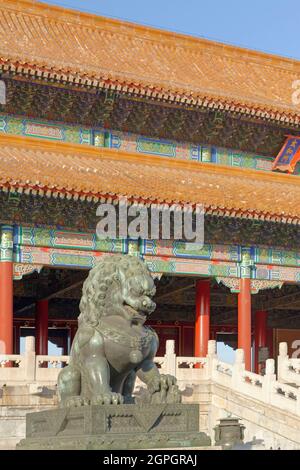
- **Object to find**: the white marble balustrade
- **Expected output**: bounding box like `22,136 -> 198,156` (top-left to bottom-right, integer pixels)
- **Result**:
277,342 -> 300,387
0,337 -> 299,418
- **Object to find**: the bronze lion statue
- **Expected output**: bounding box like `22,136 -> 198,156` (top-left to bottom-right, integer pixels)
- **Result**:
58,254 -> 181,406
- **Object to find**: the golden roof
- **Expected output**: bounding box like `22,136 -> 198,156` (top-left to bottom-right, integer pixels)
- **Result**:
0,134 -> 299,223
0,0 -> 300,122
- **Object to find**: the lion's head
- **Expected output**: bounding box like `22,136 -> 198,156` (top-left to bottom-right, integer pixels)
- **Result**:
78,254 -> 156,327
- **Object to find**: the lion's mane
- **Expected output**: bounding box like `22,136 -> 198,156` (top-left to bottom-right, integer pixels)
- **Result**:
78,254 -> 153,327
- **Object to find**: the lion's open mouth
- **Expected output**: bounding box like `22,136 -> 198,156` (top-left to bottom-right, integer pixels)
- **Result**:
124,304 -> 148,324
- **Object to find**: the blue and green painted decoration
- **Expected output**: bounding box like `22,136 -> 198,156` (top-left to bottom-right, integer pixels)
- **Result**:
0,113 -> 280,173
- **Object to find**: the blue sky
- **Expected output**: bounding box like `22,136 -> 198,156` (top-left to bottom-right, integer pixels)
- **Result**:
43,0 -> 300,60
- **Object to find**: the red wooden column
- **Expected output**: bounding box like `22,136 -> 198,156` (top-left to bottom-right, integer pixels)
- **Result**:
0,225 -> 14,355
35,300 -> 48,355
0,262 -> 13,354
254,310 -> 267,374
194,279 -> 210,357
238,278 -> 252,370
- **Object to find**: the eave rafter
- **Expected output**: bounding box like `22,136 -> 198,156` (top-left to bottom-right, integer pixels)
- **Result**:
2,60 -> 300,128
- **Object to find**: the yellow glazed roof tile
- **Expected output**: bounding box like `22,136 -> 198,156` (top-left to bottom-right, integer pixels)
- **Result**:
0,1 -> 299,118
0,133 -> 300,223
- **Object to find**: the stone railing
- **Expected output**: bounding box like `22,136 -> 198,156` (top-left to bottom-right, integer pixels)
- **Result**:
0,337 -> 210,386
210,345 -> 300,417
1,337 -> 300,417
0,337 -> 69,385
277,342 -> 300,386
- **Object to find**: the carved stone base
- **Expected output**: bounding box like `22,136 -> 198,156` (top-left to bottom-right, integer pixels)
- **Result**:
17,404 -> 211,450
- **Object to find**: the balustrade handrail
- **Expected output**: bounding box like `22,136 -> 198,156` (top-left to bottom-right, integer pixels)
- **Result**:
36,355 -> 70,364
278,342 -> 300,386
1,338 -> 300,417
176,356 -> 207,363
0,354 -> 23,361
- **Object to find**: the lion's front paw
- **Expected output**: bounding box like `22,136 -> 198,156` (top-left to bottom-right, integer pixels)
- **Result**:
147,374 -> 182,404
63,396 -> 89,408
166,384 -> 182,404
90,392 -> 124,405
148,374 -> 176,394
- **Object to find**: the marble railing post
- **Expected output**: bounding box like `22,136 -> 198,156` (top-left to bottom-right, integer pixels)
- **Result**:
164,340 -> 176,377
232,349 -> 245,389
206,340 -> 217,379
262,359 -> 276,403
278,342 -> 288,382
24,336 -> 36,382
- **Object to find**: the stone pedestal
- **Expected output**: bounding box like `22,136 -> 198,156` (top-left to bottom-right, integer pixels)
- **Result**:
17,403 -> 211,450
